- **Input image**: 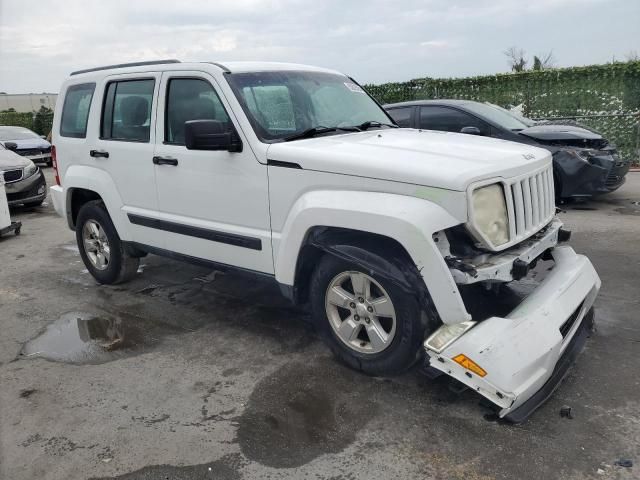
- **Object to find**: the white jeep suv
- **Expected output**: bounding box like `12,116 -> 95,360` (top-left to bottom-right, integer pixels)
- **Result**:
50,60 -> 600,422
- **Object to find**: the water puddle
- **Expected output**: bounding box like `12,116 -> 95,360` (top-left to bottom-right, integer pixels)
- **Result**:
615,201 -> 640,216
19,311 -> 172,364
89,453 -> 245,480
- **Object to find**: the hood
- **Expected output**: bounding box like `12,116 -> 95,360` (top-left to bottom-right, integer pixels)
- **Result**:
267,129 -> 550,191
0,148 -> 31,170
519,124 -> 607,149
0,138 -> 51,150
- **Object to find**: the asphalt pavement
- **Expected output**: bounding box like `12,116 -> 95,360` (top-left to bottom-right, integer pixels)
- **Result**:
1,168 -> 639,480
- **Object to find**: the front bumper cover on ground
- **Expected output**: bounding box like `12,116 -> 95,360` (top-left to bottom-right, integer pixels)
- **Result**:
425,245 -> 600,422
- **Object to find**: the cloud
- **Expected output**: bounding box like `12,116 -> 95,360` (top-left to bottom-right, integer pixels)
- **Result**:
420,40 -> 450,48
0,0 -> 637,92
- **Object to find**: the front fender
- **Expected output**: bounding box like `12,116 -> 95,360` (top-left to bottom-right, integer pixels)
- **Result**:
274,190 -> 471,324
62,165 -> 131,240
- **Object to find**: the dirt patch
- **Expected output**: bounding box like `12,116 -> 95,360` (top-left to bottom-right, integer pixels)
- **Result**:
237,358 -> 379,468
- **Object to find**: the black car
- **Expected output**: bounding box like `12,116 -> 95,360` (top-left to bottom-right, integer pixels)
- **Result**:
0,126 -> 53,166
385,100 -> 630,199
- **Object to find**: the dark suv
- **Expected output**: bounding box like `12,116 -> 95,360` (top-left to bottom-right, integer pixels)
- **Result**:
0,126 -> 53,166
385,100 -> 631,199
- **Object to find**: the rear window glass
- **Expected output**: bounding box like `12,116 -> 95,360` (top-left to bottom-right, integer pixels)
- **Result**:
60,83 -> 95,138
101,79 -> 155,142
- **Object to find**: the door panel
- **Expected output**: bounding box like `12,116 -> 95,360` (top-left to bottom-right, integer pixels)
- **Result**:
153,71 -> 273,274
92,73 -> 164,248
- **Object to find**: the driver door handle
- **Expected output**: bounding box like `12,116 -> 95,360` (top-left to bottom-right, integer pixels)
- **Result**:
89,149 -> 109,158
153,156 -> 178,166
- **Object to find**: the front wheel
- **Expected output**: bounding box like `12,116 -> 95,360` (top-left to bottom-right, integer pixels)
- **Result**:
310,253 -> 428,376
76,201 -> 139,284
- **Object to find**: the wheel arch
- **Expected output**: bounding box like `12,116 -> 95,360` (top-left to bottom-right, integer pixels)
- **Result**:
274,190 -> 472,324
67,187 -> 102,229
289,227 -> 421,305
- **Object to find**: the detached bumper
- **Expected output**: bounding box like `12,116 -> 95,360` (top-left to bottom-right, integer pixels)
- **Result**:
425,245 -> 600,421
50,185 -> 65,218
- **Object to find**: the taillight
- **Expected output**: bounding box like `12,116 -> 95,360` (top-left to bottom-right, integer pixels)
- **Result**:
51,145 -> 60,186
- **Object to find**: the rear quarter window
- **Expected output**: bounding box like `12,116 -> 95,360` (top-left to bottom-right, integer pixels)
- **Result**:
60,83 -> 96,138
387,107 -> 414,127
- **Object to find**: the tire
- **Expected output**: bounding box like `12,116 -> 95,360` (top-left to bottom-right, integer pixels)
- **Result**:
310,253 -> 428,376
76,200 -> 139,285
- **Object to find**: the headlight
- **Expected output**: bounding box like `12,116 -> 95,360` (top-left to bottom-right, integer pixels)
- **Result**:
567,149 -> 600,164
472,183 -> 509,246
23,161 -> 38,178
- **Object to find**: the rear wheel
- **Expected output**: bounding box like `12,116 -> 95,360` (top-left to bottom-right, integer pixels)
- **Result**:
76,201 -> 139,284
310,253 -> 429,376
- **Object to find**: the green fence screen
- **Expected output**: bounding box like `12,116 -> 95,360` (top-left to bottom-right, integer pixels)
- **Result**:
366,61 -> 640,164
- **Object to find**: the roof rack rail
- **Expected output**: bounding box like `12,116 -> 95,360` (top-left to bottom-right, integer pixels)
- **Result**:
70,59 -> 181,76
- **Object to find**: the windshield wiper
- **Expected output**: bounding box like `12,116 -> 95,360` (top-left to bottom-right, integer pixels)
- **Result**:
351,120 -> 399,131
283,126 -> 359,142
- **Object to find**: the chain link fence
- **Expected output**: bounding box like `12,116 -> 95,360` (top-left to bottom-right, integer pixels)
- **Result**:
366,62 -> 640,165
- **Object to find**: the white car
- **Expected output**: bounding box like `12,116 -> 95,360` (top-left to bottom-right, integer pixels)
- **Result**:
49,60 -> 600,422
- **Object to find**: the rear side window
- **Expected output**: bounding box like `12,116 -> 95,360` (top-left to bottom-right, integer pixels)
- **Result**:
419,106 -> 490,135
387,107 -> 413,127
101,79 -> 155,142
60,83 -> 95,138
165,78 -> 230,145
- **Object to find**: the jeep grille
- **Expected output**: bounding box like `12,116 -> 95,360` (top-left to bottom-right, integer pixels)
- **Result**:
506,164 -> 556,243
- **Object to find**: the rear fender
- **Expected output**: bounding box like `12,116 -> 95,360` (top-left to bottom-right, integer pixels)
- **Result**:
62,165 -> 131,239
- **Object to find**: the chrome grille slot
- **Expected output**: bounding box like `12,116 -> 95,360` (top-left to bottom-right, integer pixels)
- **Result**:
505,164 -> 555,246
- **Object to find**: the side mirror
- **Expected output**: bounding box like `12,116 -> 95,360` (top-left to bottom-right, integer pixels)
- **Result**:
4,142 -> 18,151
184,120 -> 242,152
460,126 -> 482,135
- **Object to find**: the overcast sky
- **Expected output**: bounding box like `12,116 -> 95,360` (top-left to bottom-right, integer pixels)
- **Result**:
0,0 -> 638,94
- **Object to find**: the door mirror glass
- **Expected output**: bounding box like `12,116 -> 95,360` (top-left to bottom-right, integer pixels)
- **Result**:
184,120 -> 242,152
460,126 -> 482,135
4,142 -> 18,151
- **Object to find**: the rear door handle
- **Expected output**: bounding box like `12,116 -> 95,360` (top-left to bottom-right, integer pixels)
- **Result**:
152,156 -> 178,166
90,149 -> 109,158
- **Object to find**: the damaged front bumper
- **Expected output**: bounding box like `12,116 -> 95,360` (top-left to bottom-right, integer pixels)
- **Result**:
555,149 -> 630,198
425,237 -> 601,422
447,218 -> 567,284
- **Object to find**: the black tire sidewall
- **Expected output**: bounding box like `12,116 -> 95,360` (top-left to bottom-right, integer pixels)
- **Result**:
310,254 -> 425,376
76,202 -> 125,284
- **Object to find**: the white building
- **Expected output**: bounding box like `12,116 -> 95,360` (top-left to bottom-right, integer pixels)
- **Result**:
0,94 -> 58,112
